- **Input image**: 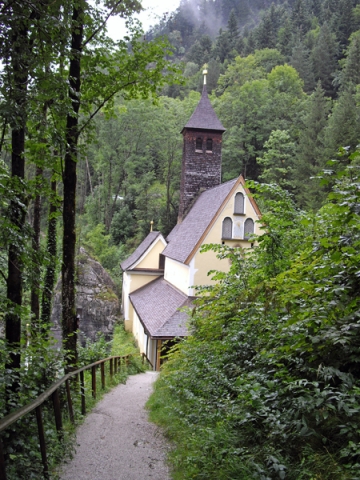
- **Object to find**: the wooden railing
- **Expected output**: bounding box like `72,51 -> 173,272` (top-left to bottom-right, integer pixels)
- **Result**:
141,352 -> 153,369
0,354 -> 131,480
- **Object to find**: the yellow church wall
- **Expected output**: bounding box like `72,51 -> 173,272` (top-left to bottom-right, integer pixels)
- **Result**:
132,308 -> 145,353
164,257 -> 190,295
128,273 -> 160,293
124,302 -> 135,332
131,307 -> 157,370
193,249 -> 228,287
192,185 -> 259,288
122,271 -> 161,332
135,237 -> 165,269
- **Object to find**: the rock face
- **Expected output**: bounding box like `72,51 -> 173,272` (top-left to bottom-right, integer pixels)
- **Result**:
51,248 -> 121,346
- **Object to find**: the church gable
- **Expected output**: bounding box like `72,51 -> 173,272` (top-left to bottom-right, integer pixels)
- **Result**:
204,178 -> 260,246
190,178 -> 261,288
163,178 -> 238,264
120,231 -> 166,272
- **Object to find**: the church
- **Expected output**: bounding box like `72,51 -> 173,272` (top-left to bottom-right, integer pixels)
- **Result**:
121,72 -> 261,370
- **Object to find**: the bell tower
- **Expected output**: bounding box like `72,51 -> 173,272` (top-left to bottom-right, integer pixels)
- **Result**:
178,69 -> 226,222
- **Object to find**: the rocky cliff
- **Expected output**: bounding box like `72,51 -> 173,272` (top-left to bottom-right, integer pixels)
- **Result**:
51,248 -> 121,346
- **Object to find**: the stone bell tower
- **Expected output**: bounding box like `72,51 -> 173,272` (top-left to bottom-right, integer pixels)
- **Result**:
178,69 -> 226,222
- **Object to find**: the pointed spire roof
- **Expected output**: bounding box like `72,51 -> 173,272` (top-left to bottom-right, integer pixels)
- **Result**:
182,85 -> 226,133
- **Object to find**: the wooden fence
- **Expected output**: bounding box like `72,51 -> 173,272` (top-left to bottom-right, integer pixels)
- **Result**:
0,355 -> 131,480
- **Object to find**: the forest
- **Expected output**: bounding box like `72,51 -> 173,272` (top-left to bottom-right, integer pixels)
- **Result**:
1,0 -> 360,477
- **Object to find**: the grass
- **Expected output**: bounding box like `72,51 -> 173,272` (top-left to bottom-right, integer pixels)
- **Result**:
3,323 -> 147,479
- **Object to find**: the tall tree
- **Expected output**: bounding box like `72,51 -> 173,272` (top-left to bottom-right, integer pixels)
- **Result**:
1,0 -> 33,397
291,0 -> 312,36
340,30 -> 360,88
290,41 -> 315,93
325,87 -> 360,158
335,0 -> 356,51
227,9 -> 239,50
256,5 -> 280,50
213,28 -> 232,63
41,176 -> 59,330
258,129 -> 296,191
60,0 -> 178,370
294,81 -> 330,209
311,22 -> 339,98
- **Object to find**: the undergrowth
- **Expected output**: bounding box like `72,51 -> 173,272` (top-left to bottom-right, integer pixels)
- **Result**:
1,322 -> 146,479
148,161 -> 360,480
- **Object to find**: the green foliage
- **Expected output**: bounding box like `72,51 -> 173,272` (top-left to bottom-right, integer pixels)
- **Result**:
82,224 -> 122,270
0,331 -> 71,479
258,130 -> 296,192
0,321 -> 145,478
149,160 -> 360,479
78,333 -> 111,366
217,62 -> 305,180
111,324 -> 140,356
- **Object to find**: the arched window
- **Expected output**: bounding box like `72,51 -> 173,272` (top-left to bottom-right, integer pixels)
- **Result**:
234,192 -> 245,214
206,138 -> 213,151
244,218 -> 254,240
222,217 -> 233,239
196,137 -> 202,151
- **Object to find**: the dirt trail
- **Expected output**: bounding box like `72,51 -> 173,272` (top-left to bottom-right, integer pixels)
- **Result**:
59,371 -> 170,480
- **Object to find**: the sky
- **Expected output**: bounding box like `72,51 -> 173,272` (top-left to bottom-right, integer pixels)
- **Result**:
106,0 -> 181,40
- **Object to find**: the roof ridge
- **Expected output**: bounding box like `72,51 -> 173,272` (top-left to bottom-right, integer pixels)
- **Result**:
120,231 -> 164,271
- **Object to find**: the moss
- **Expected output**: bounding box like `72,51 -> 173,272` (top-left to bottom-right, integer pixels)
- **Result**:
95,287 -> 118,302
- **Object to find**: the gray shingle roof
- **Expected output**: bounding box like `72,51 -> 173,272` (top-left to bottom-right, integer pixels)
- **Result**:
129,278 -> 192,338
163,178 -> 238,264
154,297 -> 194,338
182,85 -> 226,132
120,231 -> 163,271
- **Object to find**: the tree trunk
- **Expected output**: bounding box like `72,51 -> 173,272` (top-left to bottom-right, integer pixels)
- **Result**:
41,178 -> 58,330
5,11 -> 29,399
30,165 -> 43,330
62,2 -> 84,371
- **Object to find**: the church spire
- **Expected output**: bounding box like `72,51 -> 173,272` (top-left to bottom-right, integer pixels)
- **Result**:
178,70 -> 226,223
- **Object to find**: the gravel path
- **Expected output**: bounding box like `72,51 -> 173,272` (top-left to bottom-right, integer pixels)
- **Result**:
59,371 -> 171,480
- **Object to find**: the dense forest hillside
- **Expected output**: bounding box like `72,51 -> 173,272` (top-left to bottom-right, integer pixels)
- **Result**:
77,0 -> 360,278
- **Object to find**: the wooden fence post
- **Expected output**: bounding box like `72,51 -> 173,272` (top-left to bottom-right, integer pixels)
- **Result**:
110,358 -> 113,379
0,437 -> 7,480
92,365 -> 96,399
80,370 -> 86,415
101,362 -> 105,390
35,406 -> 49,479
65,379 -> 74,424
52,389 -> 63,437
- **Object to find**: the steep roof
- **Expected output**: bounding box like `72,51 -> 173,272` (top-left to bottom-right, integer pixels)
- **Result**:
120,231 -> 164,271
163,178 -> 238,264
182,85 -> 226,133
129,277 -> 192,338
154,297 -> 194,338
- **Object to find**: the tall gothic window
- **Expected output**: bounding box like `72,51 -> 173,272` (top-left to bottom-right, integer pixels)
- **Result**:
196,137 -> 202,151
234,192 -> 245,214
222,217 -> 233,239
206,138 -> 213,151
244,218 -> 254,240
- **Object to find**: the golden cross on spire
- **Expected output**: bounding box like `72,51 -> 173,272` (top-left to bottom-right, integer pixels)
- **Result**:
203,64 -> 208,85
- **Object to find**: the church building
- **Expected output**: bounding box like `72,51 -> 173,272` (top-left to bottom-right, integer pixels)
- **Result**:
121,72 -> 261,370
